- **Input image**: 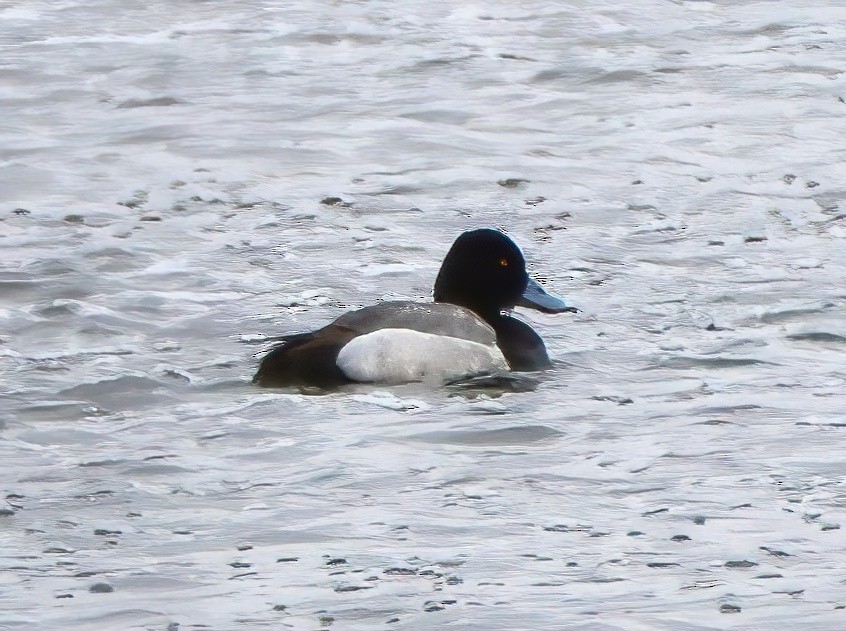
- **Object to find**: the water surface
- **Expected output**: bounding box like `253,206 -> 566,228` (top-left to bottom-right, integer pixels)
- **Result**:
2,1 -> 845,629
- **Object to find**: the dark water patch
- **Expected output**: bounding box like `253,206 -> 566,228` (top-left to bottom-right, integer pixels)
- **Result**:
646,562 -> 680,568
681,579 -> 722,591
320,196 -> 352,207
79,459 -> 126,468
661,356 -> 773,369
71,608 -> 175,631
498,178 -> 530,188
83,247 -> 137,259
535,66 -> 647,85
771,64 -> 841,79
120,191 -> 146,208
725,560 -> 758,568
591,395 -> 634,405
498,52 -> 536,61
14,400 -> 94,422
384,567 -> 416,576
334,584 -> 373,592
760,304 -> 836,323
731,277 -> 798,285
0,278 -> 45,302
17,428 -> 105,447
786,332 -> 846,343
60,375 -> 174,410
760,546 -> 792,558
410,425 -> 562,447
696,404 -> 761,414
663,450 -> 730,459
118,574 -> 204,591
544,524 -> 594,533
143,454 -> 176,462
73,489 -> 115,501
446,372 -> 540,394
28,360 -> 71,375
362,185 -> 423,196
200,432 -> 230,440
116,97 -> 184,109
44,546 -> 76,554
21,259 -> 79,277
0,271 -> 48,286
84,247 -> 149,272
587,69 -> 650,84
33,301 -> 84,317
28,349 -> 134,365
295,31 -> 386,46
411,55 -> 479,69
520,554 -> 554,561
702,338 -> 769,355
120,463 -> 194,477
739,22 -> 796,36
532,68 -> 573,83
423,599 -> 456,612
77,323 -> 126,338
401,109 -> 476,125
694,419 -> 737,426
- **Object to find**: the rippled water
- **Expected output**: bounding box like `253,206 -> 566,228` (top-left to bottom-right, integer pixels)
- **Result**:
2,1 -> 846,629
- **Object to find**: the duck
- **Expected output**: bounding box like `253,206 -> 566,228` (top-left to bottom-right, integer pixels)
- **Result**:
253,228 -> 576,388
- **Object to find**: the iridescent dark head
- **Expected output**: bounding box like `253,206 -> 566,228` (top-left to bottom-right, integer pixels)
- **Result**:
434,229 -> 573,318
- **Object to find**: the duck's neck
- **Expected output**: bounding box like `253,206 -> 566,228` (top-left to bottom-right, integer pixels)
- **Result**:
482,310 -> 552,372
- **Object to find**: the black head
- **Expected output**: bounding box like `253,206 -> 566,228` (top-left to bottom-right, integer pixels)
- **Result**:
434,229 -> 573,318
434,229 -> 527,316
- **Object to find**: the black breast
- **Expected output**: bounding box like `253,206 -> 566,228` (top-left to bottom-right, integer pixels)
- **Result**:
493,317 -> 552,371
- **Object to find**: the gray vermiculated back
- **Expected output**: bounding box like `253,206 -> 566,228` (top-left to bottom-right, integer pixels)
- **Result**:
334,301 -> 497,344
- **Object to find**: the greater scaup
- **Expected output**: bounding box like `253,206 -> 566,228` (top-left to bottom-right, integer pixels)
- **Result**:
253,228 -> 575,387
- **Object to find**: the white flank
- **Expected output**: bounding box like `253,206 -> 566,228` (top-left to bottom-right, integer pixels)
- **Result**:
336,328 -> 508,384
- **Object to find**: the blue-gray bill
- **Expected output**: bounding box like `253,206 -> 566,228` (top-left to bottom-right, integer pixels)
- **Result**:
517,278 -> 578,313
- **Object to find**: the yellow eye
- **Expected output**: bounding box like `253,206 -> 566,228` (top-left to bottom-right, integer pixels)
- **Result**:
499,258 -> 509,267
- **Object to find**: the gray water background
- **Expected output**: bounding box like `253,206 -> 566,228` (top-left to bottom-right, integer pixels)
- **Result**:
2,1 -> 846,629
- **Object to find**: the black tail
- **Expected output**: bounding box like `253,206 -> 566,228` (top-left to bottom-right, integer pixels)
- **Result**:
252,325 -> 357,388
252,332 -> 318,385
